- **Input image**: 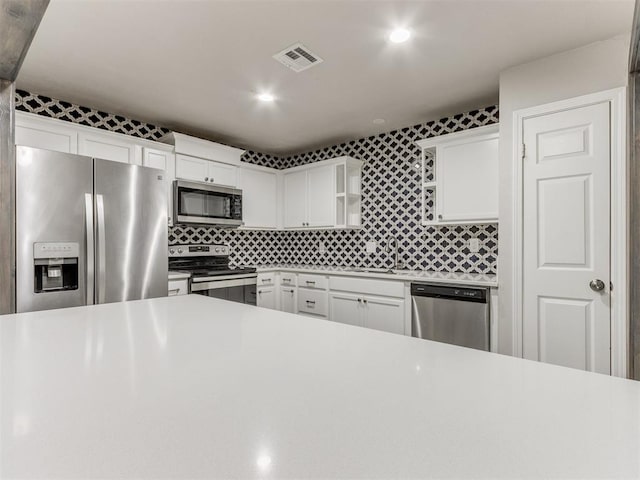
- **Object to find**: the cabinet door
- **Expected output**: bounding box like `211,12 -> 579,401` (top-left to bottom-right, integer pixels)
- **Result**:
15,116 -> 78,153
280,287 -> 297,313
257,286 -> 277,310
329,292 -> 362,327
363,296 -> 405,334
238,167 -> 278,228
283,170 -> 308,228
207,161 -> 238,187
175,154 -> 209,182
78,131 -> 142,164
437,134 -> 499,222
143,147 -> 176,226
307,165 -> 334,227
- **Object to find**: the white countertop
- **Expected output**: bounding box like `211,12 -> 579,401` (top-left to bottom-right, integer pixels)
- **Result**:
2,295 -> 639,478
168,270 -> 191,281
254,264 -> 498,287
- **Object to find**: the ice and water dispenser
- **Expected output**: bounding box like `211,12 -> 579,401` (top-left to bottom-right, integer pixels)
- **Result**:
33,242 -> 79,293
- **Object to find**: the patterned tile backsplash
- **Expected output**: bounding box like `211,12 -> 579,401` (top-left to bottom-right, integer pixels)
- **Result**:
16,89 -> 498,274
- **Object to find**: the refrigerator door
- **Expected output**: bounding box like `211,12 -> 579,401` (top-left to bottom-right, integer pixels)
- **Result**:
16,146 -> 94,312
94,159 -> 168,303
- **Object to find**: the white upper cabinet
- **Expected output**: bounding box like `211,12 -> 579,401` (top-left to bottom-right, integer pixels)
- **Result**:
307,165 -> 334,227
238,166 -> 278,229
142,147 -> 176,226
78,131 -> 143,165
161,132 -> 244,164
175,154 -> 238,187
15,113 -> 78,153
283,156 -> 362,230
284,170 -> 309,228
416,124 -> 499,225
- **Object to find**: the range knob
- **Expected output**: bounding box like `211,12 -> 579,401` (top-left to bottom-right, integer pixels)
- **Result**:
169,249 -> 175,255
215,247 -> 221,253
177,248 -> 183,254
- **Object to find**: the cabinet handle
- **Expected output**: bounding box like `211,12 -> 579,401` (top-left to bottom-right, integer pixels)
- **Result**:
363,298 -> 368,304
357,298 -> 362,303
258,290 -> 263,295
205,177 -> 209,182
168,288 -> 180,295
262,279 -> 269,283
438,214 -> 443,220
306,300 -> 315,305
282,278 -> 291,283
306,281 -> 315,285
210,178 -> 214,183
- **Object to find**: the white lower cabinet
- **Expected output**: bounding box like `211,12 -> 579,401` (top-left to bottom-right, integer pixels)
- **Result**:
280,287 -> 297,313
257,286 -> 277,309
328,292 -> 362,327
329,292 -> 405,334
168,279 -> 188,296
297,288 -> 328,317
362,296 -> 405,334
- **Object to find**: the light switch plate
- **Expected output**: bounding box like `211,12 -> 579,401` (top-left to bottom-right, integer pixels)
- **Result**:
469,238 -> 480,253
366,241 -> 377,254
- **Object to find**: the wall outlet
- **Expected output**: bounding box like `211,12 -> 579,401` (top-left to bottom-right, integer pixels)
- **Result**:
366,241 -> 377,254
318,241 -> 326,253
469,238 -> 480,253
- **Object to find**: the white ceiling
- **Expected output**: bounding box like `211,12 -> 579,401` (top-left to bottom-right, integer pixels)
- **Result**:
18,0 -> 634,155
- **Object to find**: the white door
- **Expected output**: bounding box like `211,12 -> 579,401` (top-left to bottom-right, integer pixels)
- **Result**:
283,170 -> 308,228
363,296 -> 405,334
280,287 -> 297,313
78,132 -> 141,164
329,292 -> 362,327
522,102 -> 611,374
207,162 -> 238,187
143,147 -> 175,226
175,154 -> 209,182
257,287 -> 277,310
307,165 -> 334,227
238,168 -> 278,228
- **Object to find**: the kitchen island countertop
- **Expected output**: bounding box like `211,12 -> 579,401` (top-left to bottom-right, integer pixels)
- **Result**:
1,295 -> 639,478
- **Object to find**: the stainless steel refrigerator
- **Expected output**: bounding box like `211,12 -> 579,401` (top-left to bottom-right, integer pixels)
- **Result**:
16,146 -> 168,313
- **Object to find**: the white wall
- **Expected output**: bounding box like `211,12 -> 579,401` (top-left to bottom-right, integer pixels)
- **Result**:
497,34 -> 630,355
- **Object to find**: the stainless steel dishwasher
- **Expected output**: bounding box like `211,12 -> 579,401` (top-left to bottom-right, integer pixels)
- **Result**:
411,283 -> 490,351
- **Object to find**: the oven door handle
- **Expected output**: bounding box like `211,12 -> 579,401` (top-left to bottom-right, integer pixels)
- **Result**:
191,277 -> 256,291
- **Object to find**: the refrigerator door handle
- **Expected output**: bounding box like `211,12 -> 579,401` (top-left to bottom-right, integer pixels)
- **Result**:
84,193 -> 94,305
96,194 -> 106,304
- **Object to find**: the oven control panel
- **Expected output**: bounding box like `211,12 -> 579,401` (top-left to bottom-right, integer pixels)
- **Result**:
168,244 -> 229,257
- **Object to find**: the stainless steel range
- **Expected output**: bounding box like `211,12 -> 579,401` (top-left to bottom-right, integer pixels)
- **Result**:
168,245 -> 257,305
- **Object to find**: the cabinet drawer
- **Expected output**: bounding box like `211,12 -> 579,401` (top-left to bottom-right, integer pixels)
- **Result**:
257,273 -> 276,286
297,289 -> 328,316
168,279 -> 189,296
280,272 -> 297,286
329,276 -> 404,298
298,273 -> 328,290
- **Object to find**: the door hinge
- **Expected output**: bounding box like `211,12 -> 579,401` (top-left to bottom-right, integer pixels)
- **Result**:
522,143 -> 526,160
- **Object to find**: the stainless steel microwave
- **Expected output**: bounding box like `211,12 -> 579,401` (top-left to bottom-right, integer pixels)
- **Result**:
173,180 -> 243,227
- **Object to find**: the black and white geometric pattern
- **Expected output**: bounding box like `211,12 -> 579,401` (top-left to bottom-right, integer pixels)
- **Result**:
16,89 -> 498,274
15,90 -> 170,141
170,106 -> 499,274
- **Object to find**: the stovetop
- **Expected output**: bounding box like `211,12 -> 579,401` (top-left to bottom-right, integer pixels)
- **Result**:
168,244 -> 256,280
186,266 -> 257,278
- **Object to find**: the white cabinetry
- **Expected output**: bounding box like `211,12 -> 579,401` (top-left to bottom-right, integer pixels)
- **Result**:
78,131 -> 142,165
238,166 -> 278,229
175,154 -> 238,187
168,279 -> 189,296
257,286 -> 277,309
362,296 -> 405,334
15,113 -> 77,153
280,287 -> 297,313
142,147 -> 175,225
283,156 -> 362,229
416,124 -> 499,225
283,170 -> 308,228
328,292 -> 362,327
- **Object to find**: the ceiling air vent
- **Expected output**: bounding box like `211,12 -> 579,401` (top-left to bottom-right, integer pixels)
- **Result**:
273,43 -> 324,73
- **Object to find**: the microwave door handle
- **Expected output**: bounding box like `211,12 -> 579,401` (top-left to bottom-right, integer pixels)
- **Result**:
96,194 -> 106,304
84,193 -> 94,305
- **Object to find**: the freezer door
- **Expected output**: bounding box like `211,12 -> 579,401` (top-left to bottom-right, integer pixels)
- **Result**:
16,146 -> 94,312
94,159 -> 168,303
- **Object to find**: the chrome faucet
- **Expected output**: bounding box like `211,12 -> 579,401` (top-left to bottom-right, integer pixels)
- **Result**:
385,235 -> 403,271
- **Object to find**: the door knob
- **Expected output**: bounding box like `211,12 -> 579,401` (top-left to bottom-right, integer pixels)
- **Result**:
589,279 -> 606,292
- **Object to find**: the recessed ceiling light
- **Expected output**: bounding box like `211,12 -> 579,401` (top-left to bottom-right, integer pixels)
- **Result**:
389,28 -> 411,44
373,118 -> 385,125
257,92 -> 275,102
